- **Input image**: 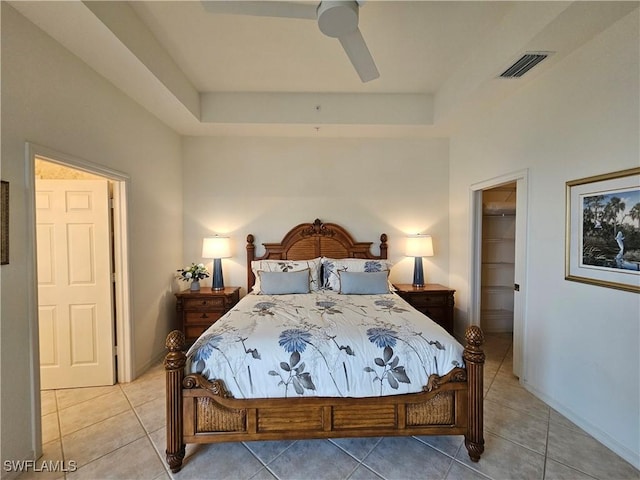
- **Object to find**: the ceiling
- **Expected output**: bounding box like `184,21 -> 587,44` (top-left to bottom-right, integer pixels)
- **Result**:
10,1 -> 638,137
129,1 -> 512,94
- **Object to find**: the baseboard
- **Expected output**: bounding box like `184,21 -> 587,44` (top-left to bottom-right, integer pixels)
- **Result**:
133,348 -> 166,380
522,380 -> 640,470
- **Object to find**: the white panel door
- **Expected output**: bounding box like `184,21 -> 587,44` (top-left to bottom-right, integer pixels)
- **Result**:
36,179 -> 115,389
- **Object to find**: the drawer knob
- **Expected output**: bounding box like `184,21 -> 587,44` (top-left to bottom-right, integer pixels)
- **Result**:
200,313 -> 209,319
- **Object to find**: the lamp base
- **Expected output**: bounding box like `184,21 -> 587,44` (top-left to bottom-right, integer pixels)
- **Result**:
412,257 -> 425,288
211,258 -> 225,291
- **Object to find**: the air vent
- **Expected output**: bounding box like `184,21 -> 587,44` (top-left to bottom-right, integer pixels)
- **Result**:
499,52 -> 552,78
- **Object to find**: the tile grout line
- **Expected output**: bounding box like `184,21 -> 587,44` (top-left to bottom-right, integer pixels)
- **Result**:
486,340 -> 556,457
54,385 -> 118,413
58,384 -> 150,476
343,437 -> 384,479
483,336 -> 512,399
118,383 -> 174,478
444,440 -> 496,480
540,421 -> 604,480
239,440 -> 281,478
250,438 -> 299,468
441,455 -> 458,480
345,463 -> 381,480
57,409 -> 132,440
52,390 -> 68,479
44,385 -> 142,477
328,436 -> 383,469
541,398 -> 551,480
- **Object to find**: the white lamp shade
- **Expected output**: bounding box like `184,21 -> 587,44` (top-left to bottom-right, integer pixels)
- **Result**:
202,236 -> 231,259
406,235 -> 434,257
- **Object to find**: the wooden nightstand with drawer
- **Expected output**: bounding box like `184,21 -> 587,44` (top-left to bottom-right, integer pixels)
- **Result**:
175,286 -> 240,343
393,284 -> 455,335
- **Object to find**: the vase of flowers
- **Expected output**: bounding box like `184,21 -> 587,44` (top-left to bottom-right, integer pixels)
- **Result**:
177,263 -> 210,291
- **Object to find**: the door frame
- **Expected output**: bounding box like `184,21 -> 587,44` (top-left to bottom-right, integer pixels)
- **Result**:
470,169 -> 529,380
25,143 -> 134,456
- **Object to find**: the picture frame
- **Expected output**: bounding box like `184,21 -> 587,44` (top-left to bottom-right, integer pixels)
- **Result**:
565,167 -> 640,293
1,180 -> 8,265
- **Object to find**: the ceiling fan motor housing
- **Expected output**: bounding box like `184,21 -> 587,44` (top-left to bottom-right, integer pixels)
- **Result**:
317,1 -> 359,38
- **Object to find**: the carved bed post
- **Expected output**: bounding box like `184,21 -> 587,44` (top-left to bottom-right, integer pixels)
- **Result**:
165,330 -> 186,473
247,234 -> 256,290
463,325 -> 485,462
379,233 -> 388,259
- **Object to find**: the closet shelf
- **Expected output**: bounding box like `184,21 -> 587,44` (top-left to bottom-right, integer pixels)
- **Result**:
483,237 -> 516,243
481,201 -> 516,334
481,285 -> 513,292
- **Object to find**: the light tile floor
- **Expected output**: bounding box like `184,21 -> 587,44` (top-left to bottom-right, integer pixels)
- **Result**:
24,334 -> 639,480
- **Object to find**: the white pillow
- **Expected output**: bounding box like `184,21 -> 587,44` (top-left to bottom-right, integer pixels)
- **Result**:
252,257 -> 321,293
322,257 -> 393,291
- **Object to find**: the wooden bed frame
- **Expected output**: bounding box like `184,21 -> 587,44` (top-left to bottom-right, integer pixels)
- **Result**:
165,219 -> 484,472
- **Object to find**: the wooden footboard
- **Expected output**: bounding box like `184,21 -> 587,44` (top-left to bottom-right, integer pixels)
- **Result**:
165,326 -> 484,473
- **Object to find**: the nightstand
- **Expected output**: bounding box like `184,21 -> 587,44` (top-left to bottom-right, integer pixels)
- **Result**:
393,284 -> 455,334
175,286 -> 240,343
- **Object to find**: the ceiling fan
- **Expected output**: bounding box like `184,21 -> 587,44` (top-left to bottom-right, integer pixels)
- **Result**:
201,1 -> 380,83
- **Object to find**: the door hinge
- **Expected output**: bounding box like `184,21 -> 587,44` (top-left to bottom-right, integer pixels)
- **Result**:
113,346 -> 118,356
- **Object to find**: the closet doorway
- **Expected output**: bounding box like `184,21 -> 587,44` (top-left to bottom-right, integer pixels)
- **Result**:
471,170 -> 528,380
480,183 -> 516,334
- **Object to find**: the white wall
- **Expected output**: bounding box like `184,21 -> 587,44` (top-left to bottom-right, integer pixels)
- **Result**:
1,4 -> 183,468
449,9 -> 639,467
181,136 -> 450,294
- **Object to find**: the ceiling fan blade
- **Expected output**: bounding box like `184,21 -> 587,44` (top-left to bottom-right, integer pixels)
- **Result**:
201,1 -> 317,20
338,28 -> 379,82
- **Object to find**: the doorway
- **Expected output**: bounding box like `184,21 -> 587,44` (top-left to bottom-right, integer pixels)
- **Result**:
26,144 -> 133,458
480,182 -> 516,334
470,170 -> 528,380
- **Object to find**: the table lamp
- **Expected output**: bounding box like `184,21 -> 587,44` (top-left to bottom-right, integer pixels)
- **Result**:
202,236 -> 231,290
406,234 -> 434,288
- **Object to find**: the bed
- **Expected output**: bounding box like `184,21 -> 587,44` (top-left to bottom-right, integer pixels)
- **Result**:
165,219 -> 484,472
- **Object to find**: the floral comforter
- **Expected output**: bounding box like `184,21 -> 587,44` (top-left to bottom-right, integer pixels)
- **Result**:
186,292 -> 464,399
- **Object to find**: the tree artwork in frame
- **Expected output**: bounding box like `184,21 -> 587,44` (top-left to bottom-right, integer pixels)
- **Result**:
1,180 -> 8,265
565,167 -> 640,293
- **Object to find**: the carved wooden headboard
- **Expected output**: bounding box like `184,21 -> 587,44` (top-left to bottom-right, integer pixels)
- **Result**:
246,218 -> 388,290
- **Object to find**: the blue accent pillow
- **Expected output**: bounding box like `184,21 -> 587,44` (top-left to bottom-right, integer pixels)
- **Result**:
258,269 -> 310,295
339,271 -> 390,294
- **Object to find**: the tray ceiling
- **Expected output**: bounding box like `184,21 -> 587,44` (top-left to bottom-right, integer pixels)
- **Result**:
9,1 -> 638,136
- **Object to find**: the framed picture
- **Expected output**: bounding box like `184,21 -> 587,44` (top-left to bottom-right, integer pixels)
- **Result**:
1,180 -> 8,265
565,167 -> 640,293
